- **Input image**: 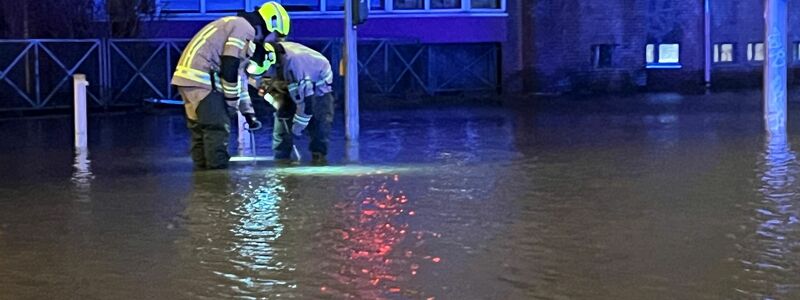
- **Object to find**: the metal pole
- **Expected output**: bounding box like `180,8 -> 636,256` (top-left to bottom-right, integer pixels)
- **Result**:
281,118 -> 302,161
249,131 -> 257,161
74,74 -> 89,150
345,0 -> 360,141
764,0 -> 788,135
237,113 -> 249,154
704,0 -> 712,89
24,2 -> 31,98
345,140 -> 359,163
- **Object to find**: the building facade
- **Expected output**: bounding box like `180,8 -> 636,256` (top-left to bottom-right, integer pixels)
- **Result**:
145,0 -> 800,95
3,0 -> 798,112
513,0 -> 800,94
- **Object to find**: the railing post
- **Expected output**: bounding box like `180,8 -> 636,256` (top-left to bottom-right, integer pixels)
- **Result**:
704,0 -> 712,89
74,74 -> 90,150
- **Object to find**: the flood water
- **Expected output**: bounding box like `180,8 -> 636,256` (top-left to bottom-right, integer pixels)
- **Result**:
2,92 -> 800,299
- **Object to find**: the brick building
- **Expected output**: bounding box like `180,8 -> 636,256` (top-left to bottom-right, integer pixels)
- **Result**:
508,0 -> 800,94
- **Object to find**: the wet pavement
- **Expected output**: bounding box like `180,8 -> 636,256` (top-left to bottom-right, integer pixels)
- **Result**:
2,92 -> 800,299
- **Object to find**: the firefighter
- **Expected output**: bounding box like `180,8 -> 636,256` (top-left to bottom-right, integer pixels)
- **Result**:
171,2 -> 290,169
252,41 -> 335,165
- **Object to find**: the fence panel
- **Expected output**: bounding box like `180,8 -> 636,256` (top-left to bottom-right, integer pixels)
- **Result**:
37,40 -> 104,108
0,39 -> 103,111
107,39 -> 189,106
429,43 -> 499,93
0,38 -> 499,111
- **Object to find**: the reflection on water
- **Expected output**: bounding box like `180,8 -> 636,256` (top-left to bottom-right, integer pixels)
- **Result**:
323,175 -> 439,299
225,173 -> 288,292
71,149 -> 93,203
10,96 -> 800,298
178,170 -> 294,299
734,132 -> 800,298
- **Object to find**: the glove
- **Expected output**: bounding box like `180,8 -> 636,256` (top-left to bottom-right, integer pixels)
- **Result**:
224,97 -> 238,118
291,113 -> 311,137
243,113 -> 262,131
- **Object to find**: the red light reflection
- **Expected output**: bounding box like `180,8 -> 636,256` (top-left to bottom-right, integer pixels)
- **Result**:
322,175 -> 439,299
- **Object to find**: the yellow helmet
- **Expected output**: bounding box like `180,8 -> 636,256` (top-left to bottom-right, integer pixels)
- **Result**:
247,42 -> 278,76
258,2 -> 291,36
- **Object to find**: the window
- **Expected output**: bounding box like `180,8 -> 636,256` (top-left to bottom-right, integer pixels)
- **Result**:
646,43 -> 681,68
394,0 -> 424,9
161,0 -> 200,11
747,42 -> 765,62
431,0 -> 461,9
207,0 -> 246,11
658,44 -> 679,63
713,43 -> 734,63
326,0 -> 384,11
281,0 -> 320,11
471,0 -> 500,9
795,42 -> 800,62
591,44 -> 614,69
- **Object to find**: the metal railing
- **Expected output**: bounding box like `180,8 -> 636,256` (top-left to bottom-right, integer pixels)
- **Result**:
0,38 -> 498,111
0,39 -> 104,111
106,39 -> 188,105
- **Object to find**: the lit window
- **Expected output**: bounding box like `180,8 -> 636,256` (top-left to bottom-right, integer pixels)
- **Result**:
592,44 -> 614,68
658,44 -> 680,63
748,42 -> 765,62
645,43 -> 681,68
713,43 -> 734,63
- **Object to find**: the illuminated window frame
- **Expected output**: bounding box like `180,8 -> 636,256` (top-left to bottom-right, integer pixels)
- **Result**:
713,43 -> 735,63
645,43 -> 682,69
154,0 -> 507,18
747,42 -> 765,62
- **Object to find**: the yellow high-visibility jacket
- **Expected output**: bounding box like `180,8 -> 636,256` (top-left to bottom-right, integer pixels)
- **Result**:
172,16 -> 256,120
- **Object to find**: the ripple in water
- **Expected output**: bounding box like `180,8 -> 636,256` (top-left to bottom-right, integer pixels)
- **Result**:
734,133 -> 800,299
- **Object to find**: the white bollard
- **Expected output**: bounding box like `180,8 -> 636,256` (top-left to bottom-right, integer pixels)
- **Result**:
73,74 -> 89,150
